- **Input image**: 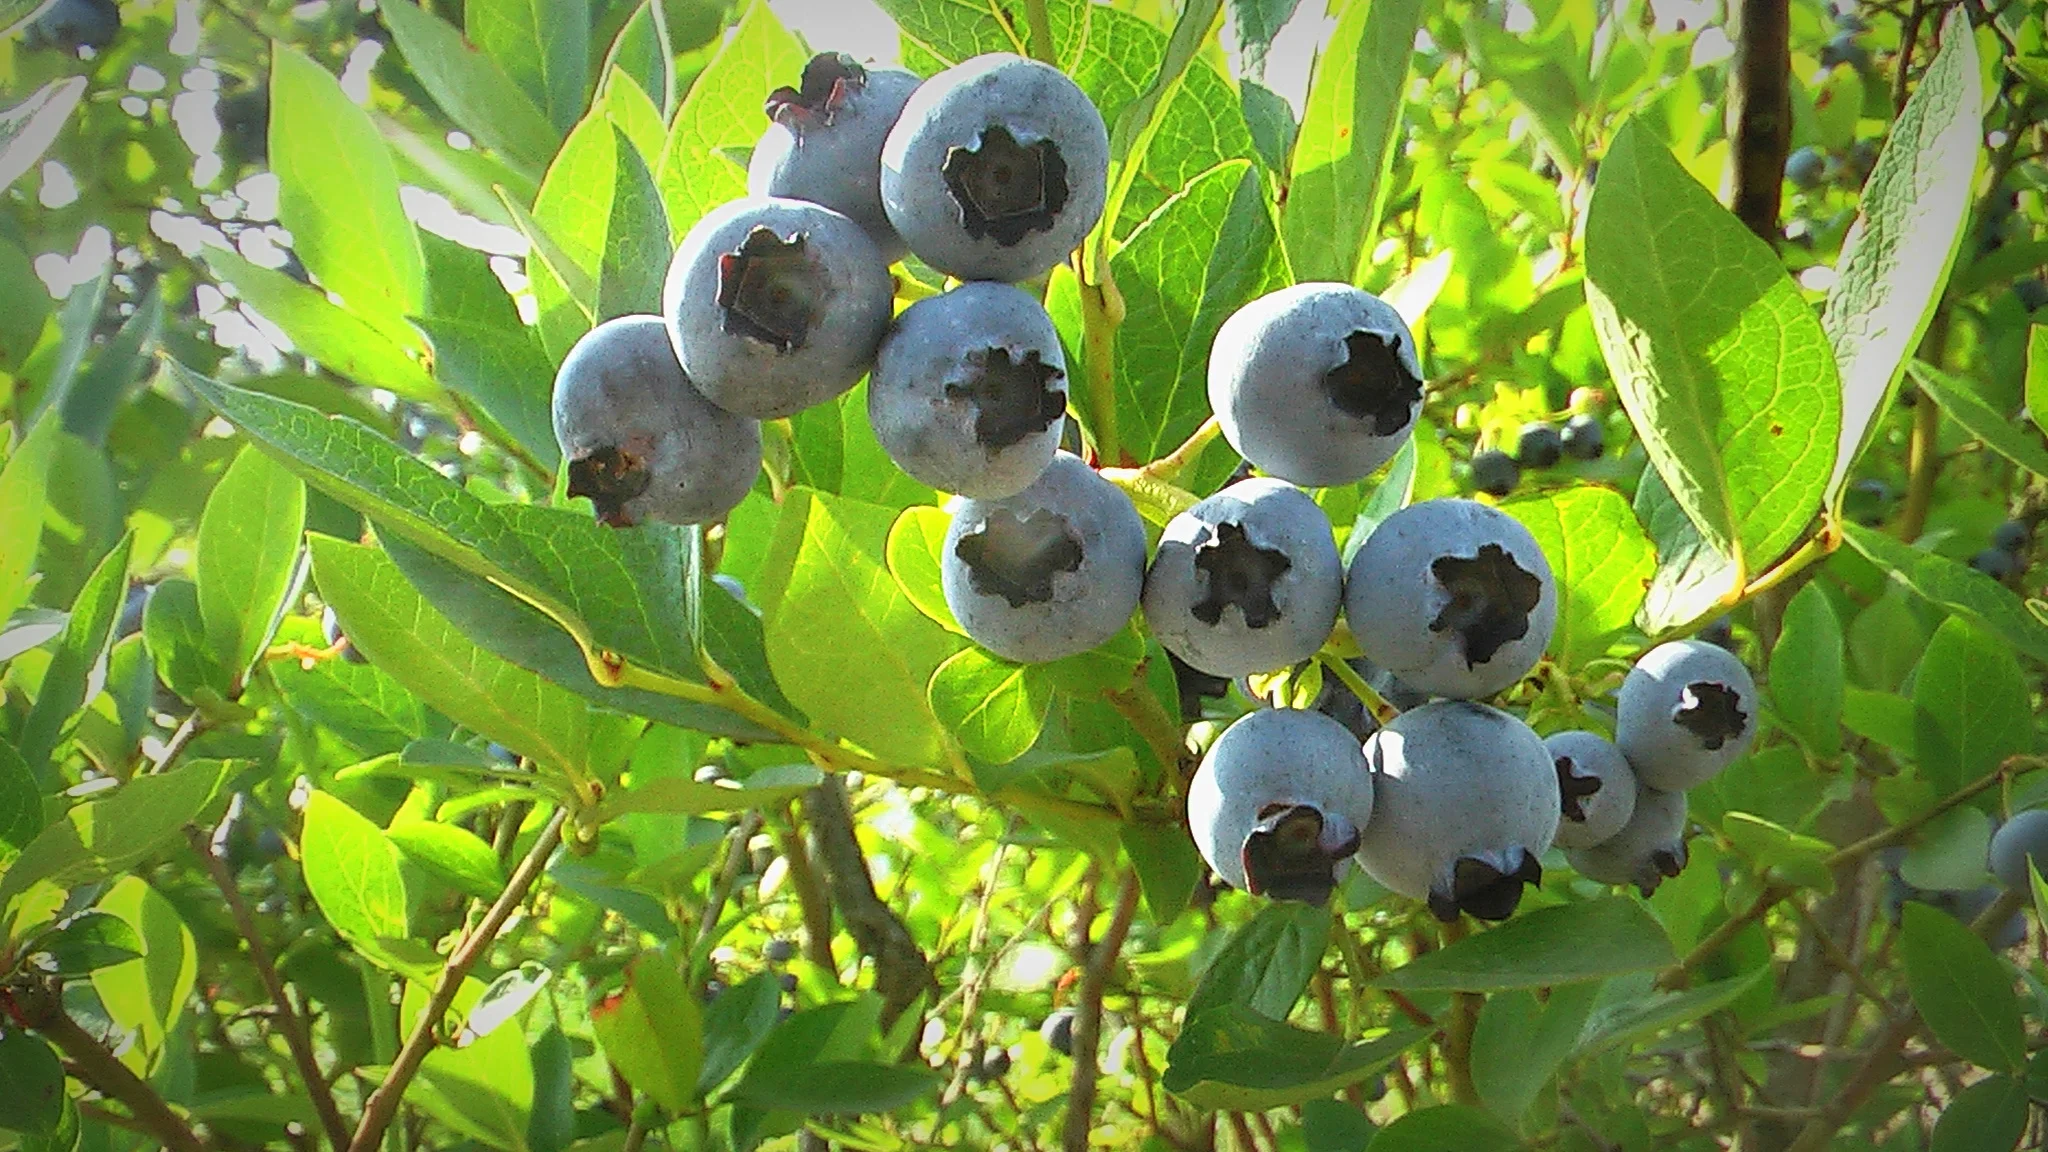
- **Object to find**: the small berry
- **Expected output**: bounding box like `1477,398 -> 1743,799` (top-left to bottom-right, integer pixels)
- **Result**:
1560,413 -> 1605,460
1993,519 -> 2030,555
1040,1009 -> 1076,1056
763,938 -> 796,964
1785,147 -> 1828,190
1969,548 -> 2018,580
1469,449 -> 1519,497
1515,422 -> 1562,468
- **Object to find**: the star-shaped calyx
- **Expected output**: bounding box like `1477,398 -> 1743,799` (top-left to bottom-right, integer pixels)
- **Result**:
1191,522 -> 1292,629
1322,329 -> 1422,435
1429,544 -> 1543,667
1426,849 -> 1543,923
955,508 -> 1083,607
716,226 -> 826,352
1554,754 -> 1604,823
764,52 -> 866,132
949,348 -> 1066,449
567,446 -> 653,528
1241,804 -> 1361,906
1673,681 -> 1749,750
942,125 -> 1070,247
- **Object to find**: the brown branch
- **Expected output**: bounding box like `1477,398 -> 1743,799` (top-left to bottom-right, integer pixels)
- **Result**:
802,777 -> 933,1031
1063,870 -> 1141,1152
772,802 -> 837,971
17,981 -> 207,1152
1726,0 -> 1792,244
346,807 -> 567,1152
187,828 -> 351,1151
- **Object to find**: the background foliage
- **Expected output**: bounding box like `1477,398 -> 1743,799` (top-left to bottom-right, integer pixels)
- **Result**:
0,0 -> 2046,1149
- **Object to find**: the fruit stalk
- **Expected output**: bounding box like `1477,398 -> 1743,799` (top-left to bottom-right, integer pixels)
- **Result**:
1061,870 -> 1141,1152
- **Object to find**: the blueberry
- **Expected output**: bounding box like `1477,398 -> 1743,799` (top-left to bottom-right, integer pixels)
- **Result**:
1143,478 -> 1342,678
1187,709 -> 1375,905
763,937 -> 796,963
27,0 -> 119,52
1545,731 -> 1639,851
1208,283 -> 1424,487
1355,700 -> 1560,922
749,54 -> 921,261
1819,32 -> 1869,71
552,315 -> 762,527
1040,1008 -> 1076,1056
1698,616 -> 1736,652
977,1046 -> 1012,1081
217,87 -> 270,169
880,53 -> 1110,282
2016,279 -> 2048,313
1168,651 -> 1232,720
1560,414 -> 1604,460
1515,422 -> 1562,468
940,452 -> 1146,663
1993,519 -> 2031,555
1565,786 -> 1689,897
663,197 -> 894,420
1614,640 -> 1758,792
320,604 -> 368,664
1970,547 -> 2018,580
1785,146 -> 1828,190
1468,449 -> 1519,497
1990,810 -> 2048,892
868,281 -> 1068,498
1344,498 -> 1557,700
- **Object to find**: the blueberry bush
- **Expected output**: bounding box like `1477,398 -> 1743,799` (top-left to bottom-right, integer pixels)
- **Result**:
1,1 -> 2047,1150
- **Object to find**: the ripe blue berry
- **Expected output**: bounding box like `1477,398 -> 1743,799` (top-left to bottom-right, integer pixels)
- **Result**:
1469,449 -> 1519,496
1188,708 -> 1375,905
1614,640 -> 1757,792
749,54 -> 921,261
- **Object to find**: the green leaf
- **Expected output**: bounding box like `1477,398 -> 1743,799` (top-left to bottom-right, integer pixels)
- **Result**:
415,237 -> 559,471
1230,0 -> 1304,71
1722,813 -> 1836,890
1463,17 -> 1584,171
202,247 -> 438,399
143,579 -> 229,704
390,820 -> 505,902
591,952 -> 704,1114
378,535 -> 773,739
1769,583 -> 1845,758
596,763 -> 822,820
0,417 -> 60,628
656,2 -> 805,236
1184,902 -> 1330,1023
169,365 -> 720,695
1162,1006 -> 1422,1110
18,533 -> 133,775
1301,1099 -> 1374,1152
1375,899 -> 1676,993
33,270 -> 107,426
1366,1104 -> 1522,1152
1822,11 -> 1983,499
1931,1075 -> 2028,1152
0,759 -> 234,927
697,973 -> 782,1096
885,505 -> 963,634
757,490 -> 961,767
1470,981 -> 1600,1124
35,910 -> 143,976
0,1030 -> 65,1137
2028,326 -> 2047,439
1585,119 -> 1841,577
301,790 -> 420,976
197,445 -> 306,684
1281,0 -> 1426,283
0,739 -> 41,862
597,126 -> 671,321
1911,618 -> 2031,797
88,877 -> 197,1062
61,281 -> 161,447
728,1060 -> 939,1115
309,534 -> 593,781
405,973 -> 536,1150
0,237 -> 49,373
1633,455 -> 1742,636
1120,821 -> 1203,928
1911,361 -> 2048,477
0,77 -> 86,195
269,44 -> 424,326
1573,970 -> 1764,1057
468,0 -> 590,134
1109,159 -> 1287,467
378,0 -> 556,170
1840,522 -> 2048,666
927,648 -> 1052,765
1500,486 -> 1655,666
1901,901 -> 2026,1073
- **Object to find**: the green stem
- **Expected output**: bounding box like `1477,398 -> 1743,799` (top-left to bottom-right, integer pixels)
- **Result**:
1139,417 -> 1222,485
1022,0 -> 1057,64
1317,652 -> 1398,726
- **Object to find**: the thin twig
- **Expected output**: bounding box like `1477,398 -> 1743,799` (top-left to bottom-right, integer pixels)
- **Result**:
187,828 -> 351,1151
17,982 -> 207,1152
346,808 -> 567,1152
771,803 -> 837,972
1063,870 -> 1140,1152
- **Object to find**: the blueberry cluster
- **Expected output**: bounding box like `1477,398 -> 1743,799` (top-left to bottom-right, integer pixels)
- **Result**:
550,51 -> 1106,527
1189,631 -> 1759,922
1470,414 -> 1605,498
1967,518 -> 2032,581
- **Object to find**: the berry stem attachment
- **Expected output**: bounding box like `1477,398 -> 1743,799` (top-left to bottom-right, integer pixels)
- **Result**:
1022,0 -> 1056,64
1139,416 -> 1222,484
1318,651 -> 1399,727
